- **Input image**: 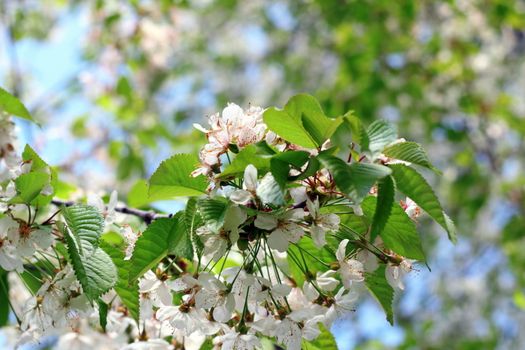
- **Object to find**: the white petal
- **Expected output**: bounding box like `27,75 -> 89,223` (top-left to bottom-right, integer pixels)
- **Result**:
243,164 -> 258,191
254,213 -> 277,230
229,190 -> 252,205
336,239 -> 349,262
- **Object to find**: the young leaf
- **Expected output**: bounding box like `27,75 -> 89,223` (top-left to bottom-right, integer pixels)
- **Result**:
362,120 -> 397,159
319,155 -> 391,203
100,239 -> 140,322
383,141 -> 439,173
0,87 -> 35,122
219,144 -> 271,179
369,176 -> 396,242
389,164 -> 456,243
129,215 -> 188,282
149,154 -> 207,200
365,265 -> 395,325
362,197 -> 425,261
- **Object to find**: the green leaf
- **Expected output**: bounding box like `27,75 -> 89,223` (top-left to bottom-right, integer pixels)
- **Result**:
149,154 -> 207,200
369,176 -> 396,242
319,155 -> 391,203
0,271 -> 9,327
198,197 -> 230,232
168,212 -> 193,260
97,299 -> 109,331
362,197 -> 425,261
287,238 -> 335,287
129,216 -> 188,282
389,164 -> 456,243
11,172 -> 48,204
62,205 -> 104,255
270,151 -> 310,188
365,265 -> 395,325
65,237 -> 117,301
302,324 -> 338,350
62,205 -> 116,300
22,144 -> 48,170
20,145 -> 56,206
263,94 -> 341,148
100,239 -> 140,322
185,197 -> 204,255
383,141 -> 439,173
0,87 -> 35,122
362,120 -> 397,159
219,144 -> 271,179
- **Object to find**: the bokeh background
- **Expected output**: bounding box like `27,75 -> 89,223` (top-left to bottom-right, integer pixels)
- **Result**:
1,0 -> 525,349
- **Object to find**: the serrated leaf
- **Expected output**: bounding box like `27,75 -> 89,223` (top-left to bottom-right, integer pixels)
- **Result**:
263,94 -> 340,148
0,87 -> 35,122
383,141 -> 439,173
65,235 -> 117,301
389,164 -> 456,243
129,215 -> 188,282
302,324 -> 338,350
21,145 -> 56,206
100,239 -> 140,322
362,120 -> 397,159
370,176 -> 396,242
62,205 -> 116,300
168,212 -> 193,259
365,265 -> 394,325
198,197 -> 230,232
319,155 -> 391,203
362,197 -> 425,261
219,144 -> 271,179
62,205 -> 104,255
149,154 -> 207,200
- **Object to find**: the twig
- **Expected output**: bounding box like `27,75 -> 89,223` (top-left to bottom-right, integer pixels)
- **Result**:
50,199 -> 171,225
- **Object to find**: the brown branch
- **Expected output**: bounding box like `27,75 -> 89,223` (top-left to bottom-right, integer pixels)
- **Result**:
50,199 -> 170,225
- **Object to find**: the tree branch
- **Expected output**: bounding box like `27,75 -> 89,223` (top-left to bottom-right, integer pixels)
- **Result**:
50,199 -> 171,225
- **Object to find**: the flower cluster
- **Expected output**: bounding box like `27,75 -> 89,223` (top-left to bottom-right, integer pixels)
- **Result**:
1,94 -> 453,350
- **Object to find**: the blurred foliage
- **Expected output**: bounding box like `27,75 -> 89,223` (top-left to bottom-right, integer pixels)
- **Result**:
2,0 -> 525,348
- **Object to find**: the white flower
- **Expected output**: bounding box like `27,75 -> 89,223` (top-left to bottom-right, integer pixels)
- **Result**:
386,259 -> 413,290
0,216 -> 23,272
139,270 -> 176,306
157,305 -> 220,336
323,288 -> 358,327
254,209 -> 305,252
195,273 -> 235,323
215,330 -> 262,350
336,239 -> 365,289
306,198 -> 340,248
